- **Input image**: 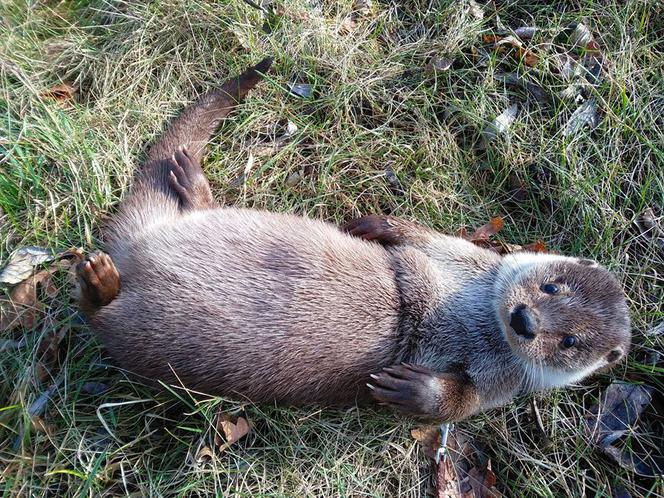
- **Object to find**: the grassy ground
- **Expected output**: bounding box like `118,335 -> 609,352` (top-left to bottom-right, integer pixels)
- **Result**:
1,0 -> 662,496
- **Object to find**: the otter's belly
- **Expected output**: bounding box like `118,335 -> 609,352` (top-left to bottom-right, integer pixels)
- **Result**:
94,208 -> 402,405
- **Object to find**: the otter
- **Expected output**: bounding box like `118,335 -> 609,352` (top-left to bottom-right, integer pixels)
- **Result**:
77,58 -> 631,422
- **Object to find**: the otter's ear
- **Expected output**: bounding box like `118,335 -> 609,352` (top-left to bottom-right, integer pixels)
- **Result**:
577,258 -> 599,268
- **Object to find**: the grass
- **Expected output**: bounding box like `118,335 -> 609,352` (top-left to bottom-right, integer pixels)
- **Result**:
0,0 -> 662,496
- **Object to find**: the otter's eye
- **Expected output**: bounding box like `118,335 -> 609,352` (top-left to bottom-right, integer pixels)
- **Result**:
541,283 -> 560,295
562,335 -> 578,349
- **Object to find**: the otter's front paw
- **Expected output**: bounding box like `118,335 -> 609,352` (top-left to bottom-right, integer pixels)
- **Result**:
76,252 -> 121,309
342,215 -> 412,246
368,364 -> 479,422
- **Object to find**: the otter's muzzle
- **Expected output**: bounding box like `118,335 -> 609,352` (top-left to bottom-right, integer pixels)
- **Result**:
510,304 -> 536,339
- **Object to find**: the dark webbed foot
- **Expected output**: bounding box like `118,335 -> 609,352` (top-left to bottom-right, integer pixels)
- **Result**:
167,146 -> 216,210
368,363 -> 480,422
77,252 -> 121,312
342,215 -> 432,246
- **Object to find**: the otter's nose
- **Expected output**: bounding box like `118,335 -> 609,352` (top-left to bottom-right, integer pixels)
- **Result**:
510,304 -> 536,339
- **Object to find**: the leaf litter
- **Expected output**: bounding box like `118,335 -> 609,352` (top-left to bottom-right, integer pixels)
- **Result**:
214,409 -> 251,450
412,425 -> 500,498
585,381 -> 662,477
193,408 -> 251,464
465,20 -> 608,143
0,246 -> 55,285
0,248 -> 83,332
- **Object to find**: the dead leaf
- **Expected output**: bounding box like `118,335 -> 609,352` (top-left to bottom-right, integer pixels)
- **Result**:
0,272 -> 46,331
483,35 -> 539,67
339,17 -> 357,34
482,35 -> 503,44
481,104 -> 518,144
385,167 -> 405,196
585,381 -> 660,476
195,444 -> 214,464
521,240 -> 547,253
411,425 -> 441,460
287,81 -> 313,99
427,56 -> 454,73
285,171 -> 303,188
214,410 -> 250,450
586,381 -> 654,447
494,72 -> 550,104
564,98 -> 600,136
28,384 -> 58,417
570,23 -> 593,49
0,247 -> 55,285
601,445 -> 659,477
430,429 -> 500,498
558,23 -> 604,101
0,337 -> 26,351
468,217 -> 504,242
467,0 -> 484,20
254,121 -> 298,157
41,82 -> 77,103
513,26 -> 538,39
637,207 -> 664,252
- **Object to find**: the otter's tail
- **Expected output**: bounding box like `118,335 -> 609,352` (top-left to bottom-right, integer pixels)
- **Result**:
104,58 -> 272,248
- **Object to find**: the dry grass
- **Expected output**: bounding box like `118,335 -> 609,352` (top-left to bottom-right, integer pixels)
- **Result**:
0,0 -> 662,496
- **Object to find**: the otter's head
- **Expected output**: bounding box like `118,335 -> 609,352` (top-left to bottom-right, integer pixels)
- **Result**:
494,253 -> 631,389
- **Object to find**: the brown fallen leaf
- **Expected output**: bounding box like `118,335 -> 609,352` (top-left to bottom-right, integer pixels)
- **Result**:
0,271 -> 48,331
468,217 -> 504,242
483,35 -> 539,67
413,425 -> 500,498
411,425 -> 441,460
521,240 -> 547,253
41,82 -> 77,103
195,444 -> 214,464
0,247 -> 82,332
457,218 -> 548,256
558,23 -> 604,101
214,409 -> 251,451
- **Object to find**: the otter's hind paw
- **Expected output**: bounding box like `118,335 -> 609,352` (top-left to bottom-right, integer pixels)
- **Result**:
343,215 -> 431,246
368,363 -> 479,422
167,147 -> 216,210
76,251 -> 121,311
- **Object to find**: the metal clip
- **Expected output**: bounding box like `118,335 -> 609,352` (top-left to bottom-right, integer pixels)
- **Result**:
434,422 -> 453,464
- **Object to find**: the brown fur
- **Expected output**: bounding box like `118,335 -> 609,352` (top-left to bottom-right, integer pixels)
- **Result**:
78,61 -> 632,422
